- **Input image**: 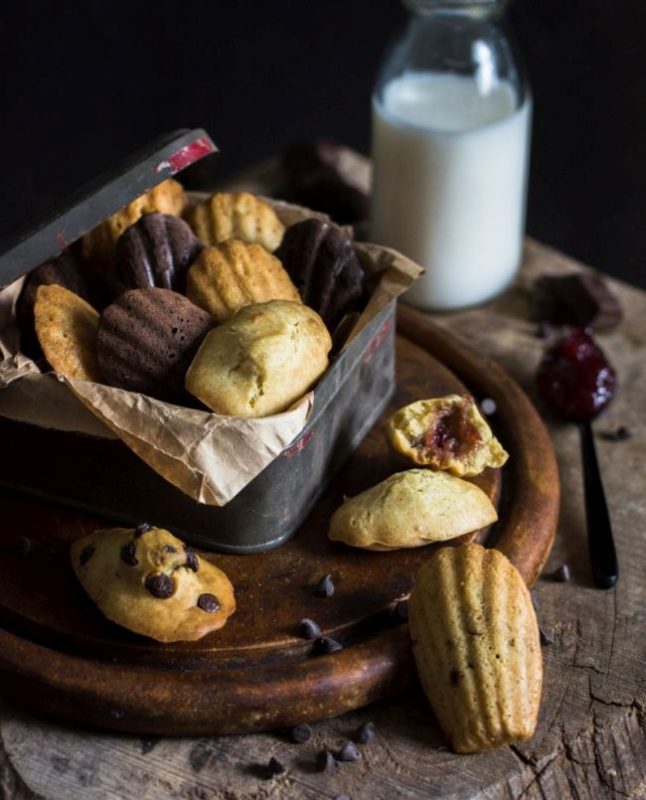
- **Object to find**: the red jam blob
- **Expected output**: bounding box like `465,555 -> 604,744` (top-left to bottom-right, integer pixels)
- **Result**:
536,329 -> 617,422
422,400 -> 482,462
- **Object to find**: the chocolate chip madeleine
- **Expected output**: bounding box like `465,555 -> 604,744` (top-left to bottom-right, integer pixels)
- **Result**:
71,525 -> 235,642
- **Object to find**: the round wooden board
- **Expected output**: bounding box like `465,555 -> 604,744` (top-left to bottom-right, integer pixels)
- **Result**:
0,307 -> 558,736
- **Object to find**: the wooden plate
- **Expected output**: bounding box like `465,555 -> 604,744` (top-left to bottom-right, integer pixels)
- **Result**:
0,306 -> 558,735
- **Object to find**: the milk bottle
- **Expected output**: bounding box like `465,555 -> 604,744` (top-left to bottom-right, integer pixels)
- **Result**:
371,0 -> 531,310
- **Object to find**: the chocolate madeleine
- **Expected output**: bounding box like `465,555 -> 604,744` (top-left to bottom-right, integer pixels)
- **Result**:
113,213 -> 204,296
275,218 -> 364,331
97,288 -> 213,404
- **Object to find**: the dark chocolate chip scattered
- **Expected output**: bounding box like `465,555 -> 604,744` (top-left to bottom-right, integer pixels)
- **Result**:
394,600 -> 408,623
539,627 -> 554,647
291,723 -> 312,743
145,573 -> 175,599
163,544 -> 177,554
12,536 -> 32,558
140,736 -> 160,755
599,426 -> 632,442
120,541 -> 138,566
480,398 -> 497,416
109,709 -> 125,720
313,636 -> 343,656
184,547 -> 199,572
316,750 -> 337,773
549,564 -> 571,583
315,573 -> 335,598
135,522 -> 152,537
299,618 -> 322,639
536,321 -> 557,340
337,741 -> 361,762
356,721 -> 376,744
266,756 -> 286,778
197,593 -> 220,613
79,544 -> 95,567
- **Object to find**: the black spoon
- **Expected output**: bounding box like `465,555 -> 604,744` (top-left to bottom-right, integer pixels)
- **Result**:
537,328 -> 618,589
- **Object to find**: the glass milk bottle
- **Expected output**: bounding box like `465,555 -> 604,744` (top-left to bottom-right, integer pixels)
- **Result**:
371,0 -> 531,310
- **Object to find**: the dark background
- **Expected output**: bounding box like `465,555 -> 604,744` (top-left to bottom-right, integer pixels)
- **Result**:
1,0 -> 645,289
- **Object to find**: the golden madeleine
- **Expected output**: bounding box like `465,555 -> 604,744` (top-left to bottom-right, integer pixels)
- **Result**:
186,240 -> 301,322
386,394 -> 508,477
71,526 -> 235,643
186,300 -> 331,418
328,469 -> 498,551
34,284 -> 101,382
186,191 -> 285,252
409,544 -> 542,753
82,178 -> 187,263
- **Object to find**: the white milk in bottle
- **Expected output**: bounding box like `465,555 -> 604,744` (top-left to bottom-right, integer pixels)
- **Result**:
370,0 -> 532,311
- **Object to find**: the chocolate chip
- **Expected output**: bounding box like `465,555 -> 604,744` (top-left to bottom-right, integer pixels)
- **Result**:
11,536 -> 32,558
197,593 -> 220,613
299,618 -> 322,639
600,426 -> 632,442
393,600 -> 408,622
79,544 -> 95,566
163,544 -> 177,554
315,573 -> 335,598
480,398 -> 497,416
549,564 -> 571,582
313,636 -> 343,655
540,627 -> 554,646
134,522 -> 152,537
536,321 -> 558,339
120,541 -> 138,566
291,723 -> 312,743
356,721 -> 376,744
337,741 -> 361,762
316,750 -> 337,772
145,573 -> 175,599
265,757 -> 286,778
184,547 -> 199,572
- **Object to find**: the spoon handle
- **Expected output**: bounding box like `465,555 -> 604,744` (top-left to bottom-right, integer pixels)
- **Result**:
579,421 -> 618,588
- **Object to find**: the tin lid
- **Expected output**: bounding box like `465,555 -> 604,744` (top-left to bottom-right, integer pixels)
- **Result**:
0,128 -> 218,288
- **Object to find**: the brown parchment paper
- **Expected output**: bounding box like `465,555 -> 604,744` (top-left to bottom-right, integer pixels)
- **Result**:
0,199 -> 422,506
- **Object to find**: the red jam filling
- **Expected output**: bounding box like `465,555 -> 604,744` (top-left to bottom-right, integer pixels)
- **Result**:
421,399 -> 482,464
536,328 -> 617,422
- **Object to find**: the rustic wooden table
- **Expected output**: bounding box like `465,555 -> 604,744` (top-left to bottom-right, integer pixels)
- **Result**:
1,240 -> 644,800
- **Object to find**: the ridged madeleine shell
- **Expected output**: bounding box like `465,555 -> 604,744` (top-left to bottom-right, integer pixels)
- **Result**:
186,240 -> 301,322
97,288 -> 213,403
34,285 -> 101,382
186,191 -> 285,252
408,544 -> 542,753
113,212 -> 204,296
275,218 -> 364,331
82,178 -> 188,264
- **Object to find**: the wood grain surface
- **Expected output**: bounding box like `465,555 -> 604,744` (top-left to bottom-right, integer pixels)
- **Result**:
0,240 -> 644,799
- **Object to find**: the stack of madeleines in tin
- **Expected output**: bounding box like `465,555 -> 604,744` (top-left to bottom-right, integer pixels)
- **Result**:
17,178 -> 367,416
328,395 -> 543,754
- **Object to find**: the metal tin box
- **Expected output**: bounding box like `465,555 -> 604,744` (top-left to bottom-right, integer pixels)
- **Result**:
0,130 -> 397,553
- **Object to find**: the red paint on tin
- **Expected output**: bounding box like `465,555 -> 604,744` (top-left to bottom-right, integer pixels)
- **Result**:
363,319 -> 393,364
283,429 -> 314,458
154,138 -> 216,174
